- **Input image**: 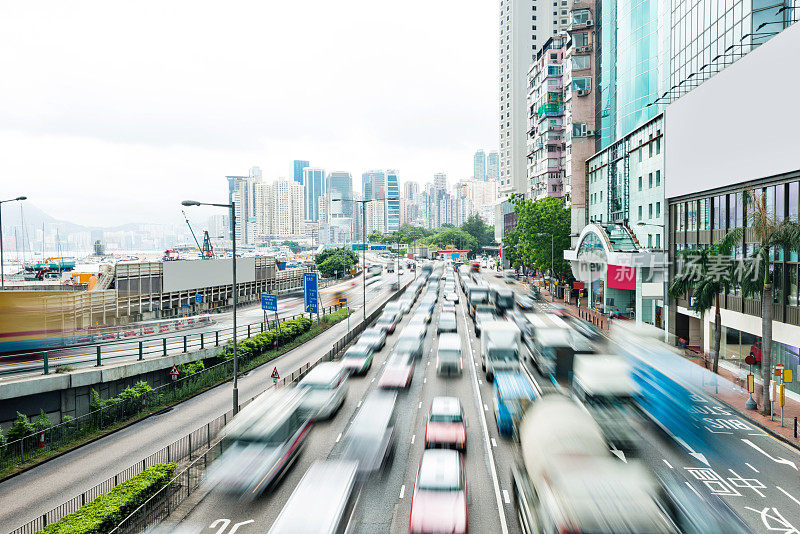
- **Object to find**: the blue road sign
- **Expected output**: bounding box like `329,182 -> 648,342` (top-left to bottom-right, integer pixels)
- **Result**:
195,293 -> 202,304
261,293 -> 277,312
369,244 -> 387,250
304,272 -> 319,313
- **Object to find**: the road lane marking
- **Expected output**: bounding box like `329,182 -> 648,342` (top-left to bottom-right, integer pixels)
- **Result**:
419,402 -> 422,408
371,377 -> 375,383
503,490 -> 511,504
411,434 -> 416,444
746,462 -> 759,473
483,403 -> 489,411
491,438 -> 497,447
742,439 -> 799,470
459,299 -> 509,534
777,486 -> 800,507
423,377 -> 427,384
336,432 -> 342,443
478,379 -> 483,385
684,482 -> 702,498
357,400 -> 362,408
663,459 -> 674,469
399,485 -> 406,499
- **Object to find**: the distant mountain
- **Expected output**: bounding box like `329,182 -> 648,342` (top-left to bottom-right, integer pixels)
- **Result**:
1,203 -> 166,233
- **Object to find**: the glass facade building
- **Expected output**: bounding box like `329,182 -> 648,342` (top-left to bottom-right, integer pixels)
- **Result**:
386,170 -> 401,233
362,170 -> 386,201
293,160 -> 309,184
670,0 -> 793,96
596,0 -> 670,149
302,168 -> 325,222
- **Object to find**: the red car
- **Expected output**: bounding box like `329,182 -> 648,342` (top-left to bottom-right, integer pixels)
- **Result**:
425,397 -> 466,450
379,353 -> 415,388
409,449 -> 467,534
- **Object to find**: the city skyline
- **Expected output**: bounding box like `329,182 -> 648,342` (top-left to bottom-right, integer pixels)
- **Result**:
0,0 -> 499,228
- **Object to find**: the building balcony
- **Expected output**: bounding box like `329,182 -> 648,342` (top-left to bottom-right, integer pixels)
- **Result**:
537,103 -> 564,117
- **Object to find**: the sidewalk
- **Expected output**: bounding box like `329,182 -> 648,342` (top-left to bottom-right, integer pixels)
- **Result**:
537,283 -> 800,449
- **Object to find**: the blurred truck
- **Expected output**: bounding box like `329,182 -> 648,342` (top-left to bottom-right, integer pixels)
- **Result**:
480,320 -> 521,382
571,354 -> 640,451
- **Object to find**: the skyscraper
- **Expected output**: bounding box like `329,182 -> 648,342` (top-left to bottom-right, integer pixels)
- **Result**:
473,150 -> 486,181
362,170 -> 386,201
385,170 -> 401,233
326,172 -> 354,243
433,173 -> 447,195
499,0 -> 567,199
302,168 -> 325,222
293,160 -> 309,184
486,152 -> 499,181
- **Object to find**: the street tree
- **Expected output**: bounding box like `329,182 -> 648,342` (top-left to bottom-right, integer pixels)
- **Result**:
508,195 -> 571,277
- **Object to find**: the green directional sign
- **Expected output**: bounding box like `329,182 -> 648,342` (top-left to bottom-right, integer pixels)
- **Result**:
352,243 -> 368,251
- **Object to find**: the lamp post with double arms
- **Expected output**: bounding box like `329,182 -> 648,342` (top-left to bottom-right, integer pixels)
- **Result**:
182,199 -> 240,415
0,196 -> 27,290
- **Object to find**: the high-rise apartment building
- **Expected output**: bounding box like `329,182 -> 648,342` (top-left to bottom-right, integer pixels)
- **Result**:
486,152 -> 500,181
362,170 -> 386,201
527,36 -> 567,201
433,173 -> 447,195
498,0 -> 568,199
226,175 -> 248,243
386,170 -> 401,233
403,181 -> 419,200
252,181 -> 272,240
293,160 -> 309,184
473,150 -> 486,181
302,168 -> 325,222
326,172 -> 354,244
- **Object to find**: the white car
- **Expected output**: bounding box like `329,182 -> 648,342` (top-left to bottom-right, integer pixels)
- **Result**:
297,363 -> 348,420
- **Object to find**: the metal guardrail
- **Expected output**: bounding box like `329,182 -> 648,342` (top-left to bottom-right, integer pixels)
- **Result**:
5,283 -> 408,534
0,306 -> 344,478
0,305 -> 343,377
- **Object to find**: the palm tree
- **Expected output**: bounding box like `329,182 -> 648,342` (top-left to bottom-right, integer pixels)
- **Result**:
725,190 -> 800,413
668,237 -> 737,373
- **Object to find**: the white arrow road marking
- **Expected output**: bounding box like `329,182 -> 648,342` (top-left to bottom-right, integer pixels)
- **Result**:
610,446 -> 627,463
742,439 -> 798,471
674,436 -> 710,466
230,520 -> 255,534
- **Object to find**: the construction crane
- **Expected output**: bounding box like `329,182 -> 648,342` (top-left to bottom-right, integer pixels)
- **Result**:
202,230 -> 214,259
181,210 -> 212,259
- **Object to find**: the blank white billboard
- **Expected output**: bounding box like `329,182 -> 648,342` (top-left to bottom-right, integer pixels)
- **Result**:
665,23 -> 800,199
163,258 -> 256,293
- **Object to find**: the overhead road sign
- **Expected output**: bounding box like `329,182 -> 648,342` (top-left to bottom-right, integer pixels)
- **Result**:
195,293 -> 202,304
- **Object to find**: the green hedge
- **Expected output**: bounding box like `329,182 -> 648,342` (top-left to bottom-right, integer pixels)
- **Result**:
37,462 -> 176,534
217,316 -> 313,362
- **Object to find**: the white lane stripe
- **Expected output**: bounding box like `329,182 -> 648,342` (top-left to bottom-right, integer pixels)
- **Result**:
483,403 -> 489,411
424,377 -> 427,384
357,400 -> 362,408
459,298 -> 509,534
503,489 -> 511,504
411,434 -> 416,444
399,485 -> 406,499
336,432 -> 342,443
777,486 -> 800,507
371,377 -> 375,383
491,438 -> 497,447
746,462 -> 759,473
419,402 -> 422,409
684,482 -> 702,498
663,459 -> 674,469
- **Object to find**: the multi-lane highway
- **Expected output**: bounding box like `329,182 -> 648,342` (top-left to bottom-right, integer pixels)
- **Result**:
166,263 -> 800,534
0,270 -> 413,532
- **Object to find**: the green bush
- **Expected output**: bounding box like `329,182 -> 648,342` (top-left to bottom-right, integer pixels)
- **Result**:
177,360 -> 205,376
33,409 -> 52,432
6,412 -> 35,443
37,462 -> 176,534
218,316 -> 313,363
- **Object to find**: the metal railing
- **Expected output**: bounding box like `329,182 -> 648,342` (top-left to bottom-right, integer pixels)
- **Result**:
0,307 -> 344,475
5,282 -> 408,534
0,304 -> 343,377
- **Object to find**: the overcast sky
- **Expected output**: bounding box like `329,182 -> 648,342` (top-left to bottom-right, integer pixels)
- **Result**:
0,1 -> 498,227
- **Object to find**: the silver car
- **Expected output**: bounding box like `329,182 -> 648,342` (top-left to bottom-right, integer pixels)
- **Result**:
297,363 -> 348,420
437,311 -> 458,334
436,333 -> 463,376
361,327 -> 387,351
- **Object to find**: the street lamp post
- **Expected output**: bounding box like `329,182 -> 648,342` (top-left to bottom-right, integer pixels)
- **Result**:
182,199 -> 239,415
0,196 -> 27,290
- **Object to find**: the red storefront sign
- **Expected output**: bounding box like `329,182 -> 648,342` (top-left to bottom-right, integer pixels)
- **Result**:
606,264 -> 636,291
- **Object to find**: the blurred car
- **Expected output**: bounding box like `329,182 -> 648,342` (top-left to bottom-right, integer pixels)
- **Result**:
361,327 -> 387,351
474,306 -> 496,337
514,293 -> 534,310
378,352 -> 415,388
444,291 -> 458,304
376,312 -> 399,334
425,397 -> 466,450
341,390 -> 397,477
437,311 -> 458,334
548,304 -> 569,318
569,318 -> 603,340
441,303 -> 456,314
267,460 -> 360,534
409,449 -> 467,534
411,307 -> 432,324
206,389 -> 311,497
340,342 -> 374,375
395,333 -> 424,360
296,363 -> 348,420
384,301 -> 403,316
399,298 -> 413,314
436,332 -> 463,376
